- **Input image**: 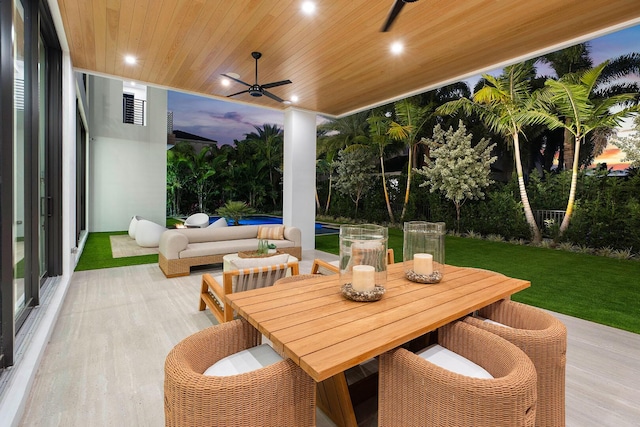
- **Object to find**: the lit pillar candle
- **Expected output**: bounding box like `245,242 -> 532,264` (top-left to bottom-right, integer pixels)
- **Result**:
352,265 -> 375,292
414,253 -> 433,275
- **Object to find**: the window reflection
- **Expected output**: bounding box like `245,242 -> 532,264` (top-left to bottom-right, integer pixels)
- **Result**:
13,0 -> 26,315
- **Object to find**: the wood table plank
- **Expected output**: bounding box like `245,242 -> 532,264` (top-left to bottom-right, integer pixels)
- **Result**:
227,263 -> 529,381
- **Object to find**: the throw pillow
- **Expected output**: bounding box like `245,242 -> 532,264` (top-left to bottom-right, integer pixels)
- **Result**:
207,217 -> 228,228
257,225 -> 285,240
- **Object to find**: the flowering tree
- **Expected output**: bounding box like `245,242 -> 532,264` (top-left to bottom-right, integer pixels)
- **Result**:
415,121 -> 497,231
333,148 -> 376,218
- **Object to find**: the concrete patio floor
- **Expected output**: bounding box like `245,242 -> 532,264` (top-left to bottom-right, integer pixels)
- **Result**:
17,250 -> 640,426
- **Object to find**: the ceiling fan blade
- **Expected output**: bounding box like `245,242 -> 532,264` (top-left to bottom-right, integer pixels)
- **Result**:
261,79 -> 292,89
221,73 -> 251,87
227,89 -> 250,98
381,0 -> 410,32
263,89 -> 285,103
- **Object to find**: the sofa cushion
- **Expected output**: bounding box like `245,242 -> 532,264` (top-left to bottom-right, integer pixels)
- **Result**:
169,225 -> 259,244
180,239 -> 262,258
258,225 -> 285,240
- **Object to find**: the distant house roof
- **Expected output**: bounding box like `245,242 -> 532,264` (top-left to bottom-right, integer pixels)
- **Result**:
173,130 -> 217,144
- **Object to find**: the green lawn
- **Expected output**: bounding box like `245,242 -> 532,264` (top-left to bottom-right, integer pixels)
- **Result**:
317,229 -> 640,335
76,227 -> 640,334
75,231 -> 158,271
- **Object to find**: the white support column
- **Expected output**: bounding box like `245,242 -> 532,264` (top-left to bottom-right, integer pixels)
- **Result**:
283,108 -> 317,250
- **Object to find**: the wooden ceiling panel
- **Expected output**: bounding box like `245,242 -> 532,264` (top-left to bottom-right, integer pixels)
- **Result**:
57,0 -> 640,117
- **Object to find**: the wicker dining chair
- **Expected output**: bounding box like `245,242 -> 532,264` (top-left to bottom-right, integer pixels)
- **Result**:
199,260 -> 299,323
378,320 -> 537,427
164,318 -> 316,427
464,299 -> 567,427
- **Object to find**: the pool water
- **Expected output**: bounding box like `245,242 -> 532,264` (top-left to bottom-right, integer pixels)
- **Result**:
208,215 -> 338,235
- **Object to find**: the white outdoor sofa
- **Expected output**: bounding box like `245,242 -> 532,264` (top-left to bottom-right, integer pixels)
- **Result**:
158,224 -> 302,278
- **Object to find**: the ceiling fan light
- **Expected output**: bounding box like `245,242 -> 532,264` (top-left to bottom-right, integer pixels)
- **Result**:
390,42 -> 404,55
301,1 -> 316,15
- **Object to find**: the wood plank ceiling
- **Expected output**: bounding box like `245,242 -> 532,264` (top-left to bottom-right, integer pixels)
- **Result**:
57,0 -> 640,117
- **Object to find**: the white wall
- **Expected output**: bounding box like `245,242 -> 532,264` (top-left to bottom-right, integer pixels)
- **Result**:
88,76 -> 167,231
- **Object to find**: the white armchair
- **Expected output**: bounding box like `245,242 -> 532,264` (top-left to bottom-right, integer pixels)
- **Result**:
135,219 -> 167,247
184,213 -> 210,228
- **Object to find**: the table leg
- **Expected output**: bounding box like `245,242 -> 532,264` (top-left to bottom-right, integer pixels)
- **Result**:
317,373 -> 358,427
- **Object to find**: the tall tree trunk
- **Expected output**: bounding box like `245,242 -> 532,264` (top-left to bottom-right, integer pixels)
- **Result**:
562,125 -> 574,171
400,145 -> 413,221
513,132 -> 542,243
380,156 -> 395,223
324,173 -> 333,215
315,188 -> 321,211
559,136 -> 581,235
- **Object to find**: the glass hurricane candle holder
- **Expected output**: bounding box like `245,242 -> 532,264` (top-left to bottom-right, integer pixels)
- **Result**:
403,221 -> 445,283
339,224 -> 388,293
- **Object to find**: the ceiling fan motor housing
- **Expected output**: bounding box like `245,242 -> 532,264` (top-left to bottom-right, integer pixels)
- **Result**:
249,85 -> 263,96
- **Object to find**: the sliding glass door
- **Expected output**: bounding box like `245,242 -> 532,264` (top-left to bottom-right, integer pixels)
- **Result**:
13,0 -> 27,322
0,0 -> 62,369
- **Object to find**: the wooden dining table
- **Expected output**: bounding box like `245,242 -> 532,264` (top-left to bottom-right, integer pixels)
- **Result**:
226,262 -> 530,427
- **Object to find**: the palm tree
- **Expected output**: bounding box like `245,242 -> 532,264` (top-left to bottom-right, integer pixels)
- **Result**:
530,61 -> 640,235
178,146 -> 224,213
367,113 -> 396,222
537,45 -> 640,170
244,124 -> 284,208
388,97 -> 432,221
437,62 -> 542,243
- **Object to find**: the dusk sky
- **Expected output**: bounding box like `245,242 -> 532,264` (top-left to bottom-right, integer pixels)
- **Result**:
168,25 -> 640,149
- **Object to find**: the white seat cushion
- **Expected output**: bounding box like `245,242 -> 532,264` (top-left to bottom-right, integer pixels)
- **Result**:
418,344 -> 493,379
483,318 -> 512,328
203,344 -> 284,376
475,314 -> 513,328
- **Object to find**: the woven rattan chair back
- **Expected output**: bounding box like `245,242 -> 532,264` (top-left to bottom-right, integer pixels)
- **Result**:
465,299 -> 567,427
164,318 -> 316,426
378,321 -> 538,426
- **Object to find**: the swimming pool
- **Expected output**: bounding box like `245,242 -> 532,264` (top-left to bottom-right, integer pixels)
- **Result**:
208,215 -> 338,235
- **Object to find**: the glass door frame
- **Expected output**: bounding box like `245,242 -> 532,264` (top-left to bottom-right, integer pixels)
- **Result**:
0,0 -> 62,369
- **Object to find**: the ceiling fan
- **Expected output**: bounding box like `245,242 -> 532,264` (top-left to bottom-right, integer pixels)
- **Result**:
222,52 -> 292,103
381,0 -> 419,32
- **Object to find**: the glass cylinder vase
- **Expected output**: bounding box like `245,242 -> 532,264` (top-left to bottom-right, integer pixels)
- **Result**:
403,221 -> 445,283
339,224 -> 388,292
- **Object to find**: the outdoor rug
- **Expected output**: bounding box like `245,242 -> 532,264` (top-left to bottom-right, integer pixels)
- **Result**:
110,235 -> 159,258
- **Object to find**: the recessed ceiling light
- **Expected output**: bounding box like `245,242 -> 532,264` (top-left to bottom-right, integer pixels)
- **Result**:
221,78 -> 231,87
291,95 -> 299,103
301,1 -> 316,15
124,55 -> 137,65
390,42 -> 403,55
